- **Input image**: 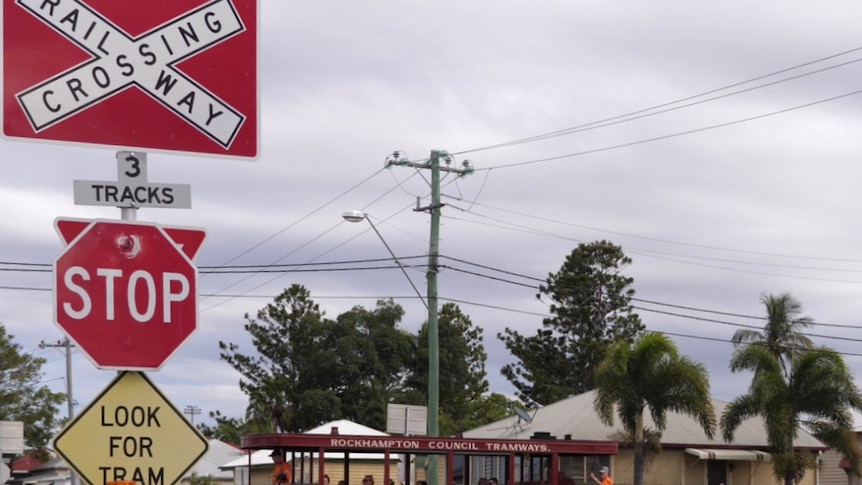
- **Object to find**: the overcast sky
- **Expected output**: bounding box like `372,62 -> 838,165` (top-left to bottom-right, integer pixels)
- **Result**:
5,0 -> 862,433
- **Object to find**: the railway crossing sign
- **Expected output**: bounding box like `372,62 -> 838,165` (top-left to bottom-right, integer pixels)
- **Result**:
53,218 -> 206,370
53,371 -> 209,485
2,0 -> 259,159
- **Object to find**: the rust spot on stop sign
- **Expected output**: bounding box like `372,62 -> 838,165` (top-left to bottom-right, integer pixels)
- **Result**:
116,234 -> 142,259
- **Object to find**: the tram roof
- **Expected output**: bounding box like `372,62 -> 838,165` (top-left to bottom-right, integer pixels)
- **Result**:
241,433 -> 617,456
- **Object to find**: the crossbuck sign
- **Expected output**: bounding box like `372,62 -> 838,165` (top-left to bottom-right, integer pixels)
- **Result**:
2,0 -> 259,159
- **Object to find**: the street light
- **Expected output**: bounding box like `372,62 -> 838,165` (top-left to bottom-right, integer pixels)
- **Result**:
344,209 -> 441,479
343,209 -> 440,448
343,211 -> 440,476
184,405 -> 201,424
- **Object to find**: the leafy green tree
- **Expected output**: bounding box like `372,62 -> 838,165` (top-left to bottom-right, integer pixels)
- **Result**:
721,344 -> 862,484
187,472 -> 218,485
408,303 -> 489,435
500,240 -> 644,406
197,410 -> 248,444
327,299 -> 415,430
731,292 -> 814,376
220,285 -> 415,432
454,393 -> 524,433
594,332 -> 715,485
220,284 -> 333,432
0,324 -> 66,452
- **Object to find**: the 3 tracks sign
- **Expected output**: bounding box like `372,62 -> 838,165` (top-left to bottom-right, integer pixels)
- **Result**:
2,0 -> 258,159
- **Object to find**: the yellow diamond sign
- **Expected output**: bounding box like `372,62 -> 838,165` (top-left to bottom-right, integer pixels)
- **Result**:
54,371 -> 209,485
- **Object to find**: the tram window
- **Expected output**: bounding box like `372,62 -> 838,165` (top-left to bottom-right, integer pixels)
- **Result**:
559,456 -> 584,483
453,455 -> 464,485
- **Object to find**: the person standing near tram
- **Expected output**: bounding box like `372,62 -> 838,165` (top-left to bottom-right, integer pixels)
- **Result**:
270,449 -> 293,485
589,466 -> 612,485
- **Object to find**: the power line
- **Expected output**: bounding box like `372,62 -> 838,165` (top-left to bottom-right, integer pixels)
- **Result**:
438,256 -> 862,332
454,46 -> 862,155
439,208 -> 862,283
441,196 -> 862,263
460,87 -> 862,171
200,181 -> 419,311
214,166 -> 387,267
8,244 -> 862,337
6,251 -> 861,330
13,272 -> 862,349
436,296 -> 862,357
200,256 -> 427,271
4,254 -> 860,330
443,253 -> 793,323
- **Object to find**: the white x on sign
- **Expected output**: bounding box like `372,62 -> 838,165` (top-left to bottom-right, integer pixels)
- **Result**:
16,0 -> 246,148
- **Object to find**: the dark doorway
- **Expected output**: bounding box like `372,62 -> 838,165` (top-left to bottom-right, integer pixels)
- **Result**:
707,460 -> 727,485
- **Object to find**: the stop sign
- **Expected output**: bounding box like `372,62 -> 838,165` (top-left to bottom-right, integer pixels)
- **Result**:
53,219 -> 206,370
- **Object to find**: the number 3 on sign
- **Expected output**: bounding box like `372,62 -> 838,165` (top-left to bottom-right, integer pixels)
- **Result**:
118,151 -> 147,184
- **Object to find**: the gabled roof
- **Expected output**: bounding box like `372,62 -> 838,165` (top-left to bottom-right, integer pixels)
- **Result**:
28,456 -> 68,473
191,439 -> 245,479
462,390 -> 825,450
304,419 -> 387,436
6,455 -> 70,485
221,419 -> 390,469
10,454 -> 45,473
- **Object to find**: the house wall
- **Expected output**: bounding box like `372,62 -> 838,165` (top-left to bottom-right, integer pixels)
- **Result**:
232,467 -> 249,485
820,451 -> 844,485
606,449 -> 819,485
613,448 -> 687,485
724,459 -> 779,485
820,449 -> 854,485
683,456 -> 706,485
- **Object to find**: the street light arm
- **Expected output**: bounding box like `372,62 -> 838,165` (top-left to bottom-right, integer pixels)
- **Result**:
342,211 -> 428,310
365,218 -> 429,311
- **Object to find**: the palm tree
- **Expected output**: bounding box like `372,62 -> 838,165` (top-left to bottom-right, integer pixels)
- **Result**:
594,332 -> 716,485
731,293 -> 814,376
721,344 -> 862,485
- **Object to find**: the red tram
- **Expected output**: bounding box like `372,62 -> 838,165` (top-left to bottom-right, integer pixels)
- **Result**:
242,431 -> 617,485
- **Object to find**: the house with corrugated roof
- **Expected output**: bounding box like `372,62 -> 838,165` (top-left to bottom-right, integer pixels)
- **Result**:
182,439 -> 243,483
5,454 -> 69,485
461,391 -> 826,485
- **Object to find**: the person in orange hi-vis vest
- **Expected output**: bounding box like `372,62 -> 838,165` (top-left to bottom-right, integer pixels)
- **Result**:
270,449 -> 293,485
589,466 -> 613,485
